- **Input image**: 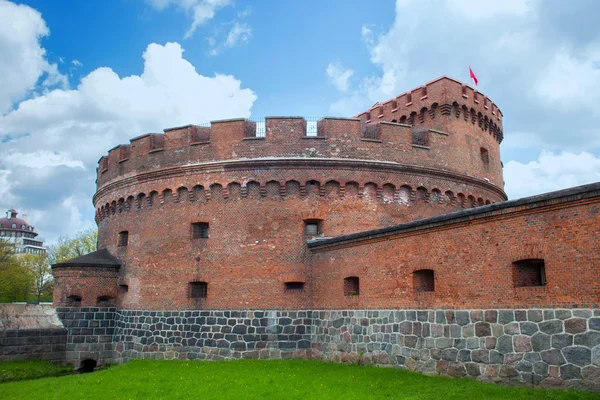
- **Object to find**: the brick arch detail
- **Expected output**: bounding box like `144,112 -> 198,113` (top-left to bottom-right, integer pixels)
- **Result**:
96,179 -> 494,222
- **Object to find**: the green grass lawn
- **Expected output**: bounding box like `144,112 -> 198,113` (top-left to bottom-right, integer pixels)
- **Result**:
0,360 -> 73,383
1,359 -> 599,399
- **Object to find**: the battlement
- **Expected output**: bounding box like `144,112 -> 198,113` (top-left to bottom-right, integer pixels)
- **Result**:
96,77 -> 505,190
354,76 -> 503,142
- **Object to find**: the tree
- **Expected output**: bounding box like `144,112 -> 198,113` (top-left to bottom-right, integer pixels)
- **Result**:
19,253 -> 52,303
49,228 -> 98,265
0,242 -> 34,302
0,229 -> 98,303
0,240 -> 15,267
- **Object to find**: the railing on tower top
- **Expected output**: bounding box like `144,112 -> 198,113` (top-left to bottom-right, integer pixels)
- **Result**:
244,117 -> 321,138
192,117 -> 388,139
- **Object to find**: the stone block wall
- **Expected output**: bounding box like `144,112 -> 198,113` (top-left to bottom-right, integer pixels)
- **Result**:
0,328 -> 67,362
112,310 -> 313,361
56,307 -> 116,365
312,309 -> 600,391
48,307 -> 600,391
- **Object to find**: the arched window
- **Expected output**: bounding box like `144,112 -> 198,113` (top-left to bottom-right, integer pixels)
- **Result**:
96,296 -> 114,306
67,295 -> 82,306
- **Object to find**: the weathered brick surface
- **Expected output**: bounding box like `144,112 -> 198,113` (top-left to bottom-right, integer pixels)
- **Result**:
310,188 -> 600,309
53,267 -> 118,307
58,77 -> 508,310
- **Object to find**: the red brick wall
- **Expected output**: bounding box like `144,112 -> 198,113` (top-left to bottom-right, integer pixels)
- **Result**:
310,197 -> 600,309
92,160 -> 509,310
53,267 -> 118,307
79,76 -> 512,310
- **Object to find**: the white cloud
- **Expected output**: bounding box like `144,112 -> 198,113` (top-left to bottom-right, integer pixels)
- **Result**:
1,41 -> 256,243
534,44 -> 600,113
225,22 -> 251,47
504,151 -> 600,199
146,0 -> 232,39
326,63 -> 354,93
208,21 -> 252,56
72,60 -> 82,67
446,0 -> 535,19
0,0 -> 67,113
3,151 -> 85,170
329,0 -> 600,201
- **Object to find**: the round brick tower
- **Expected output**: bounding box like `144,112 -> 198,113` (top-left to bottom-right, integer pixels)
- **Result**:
55,76 -> 506,310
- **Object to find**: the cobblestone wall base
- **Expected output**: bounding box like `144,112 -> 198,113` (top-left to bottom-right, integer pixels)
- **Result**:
55,308 -> 600,390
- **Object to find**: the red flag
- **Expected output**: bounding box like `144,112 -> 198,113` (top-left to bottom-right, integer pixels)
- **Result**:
469,66 -> 478,86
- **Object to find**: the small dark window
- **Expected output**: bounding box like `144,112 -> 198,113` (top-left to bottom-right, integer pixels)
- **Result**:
411,129 -> 429,146
413,270 -> 435,292
192,222 -> 209,239
344,276 -> 360,296
67,295 -> 82,306
118,231 -> 128,247
97,296 -> 114,306
513,259 -> 546,287
481,147 -> 489,165
304,220 -> 322,236
119,284 -> 129,294
284,282 -> 304,292
190,281 -> 208,299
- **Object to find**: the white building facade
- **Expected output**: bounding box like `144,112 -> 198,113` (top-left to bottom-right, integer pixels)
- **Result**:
0,209 -> 46,255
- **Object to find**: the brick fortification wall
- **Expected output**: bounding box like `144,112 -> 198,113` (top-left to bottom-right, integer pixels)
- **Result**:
309,183 -> 600,310
81,76 -> 506,310
47,76 -> 600,390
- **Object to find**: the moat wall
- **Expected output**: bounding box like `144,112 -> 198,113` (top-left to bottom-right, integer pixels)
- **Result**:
50,307 -> 600,391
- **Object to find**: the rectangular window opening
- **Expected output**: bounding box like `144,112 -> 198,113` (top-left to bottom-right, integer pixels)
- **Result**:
118,231 -> 129,247
413,269 -> 435,293
480,147 -> 490,165
190,281 -> 208,299
192,222 -> 209,239
344,276 -> 360,296
304,220 -> 322,236
513,259 -> 546,287
284,282 -> 305,292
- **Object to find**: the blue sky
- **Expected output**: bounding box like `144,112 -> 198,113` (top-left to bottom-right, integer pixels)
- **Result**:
1,0 -> 599,243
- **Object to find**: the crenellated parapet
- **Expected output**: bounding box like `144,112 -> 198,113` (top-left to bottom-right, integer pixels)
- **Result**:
97,101 -> 504,192
354,76 -> 503,143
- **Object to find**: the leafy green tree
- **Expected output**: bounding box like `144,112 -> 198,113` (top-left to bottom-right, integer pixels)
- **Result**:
0,242 -> 34,302
50,228 -> 98,264
0,229 -> 97,303
19,253 -> 52,303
